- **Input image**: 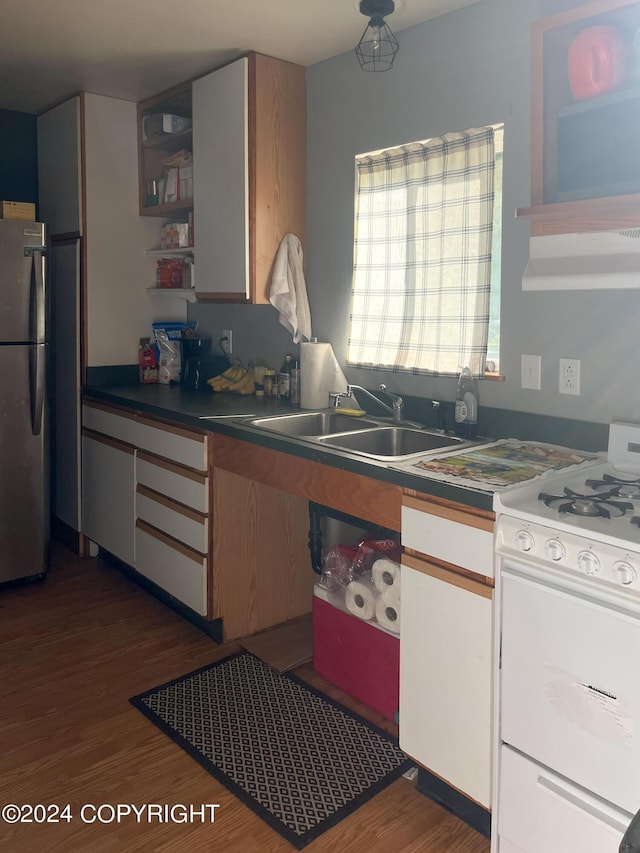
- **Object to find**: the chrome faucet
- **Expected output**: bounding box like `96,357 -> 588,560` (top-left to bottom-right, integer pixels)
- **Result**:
330,383 -> 404,423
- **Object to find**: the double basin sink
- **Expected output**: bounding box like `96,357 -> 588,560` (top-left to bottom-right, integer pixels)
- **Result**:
240,410 -> 467,462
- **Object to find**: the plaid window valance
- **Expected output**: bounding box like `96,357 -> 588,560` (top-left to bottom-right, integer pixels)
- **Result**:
347,126 -> 498,377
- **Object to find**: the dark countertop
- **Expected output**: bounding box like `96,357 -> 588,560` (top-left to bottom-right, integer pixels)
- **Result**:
83,383 -> 496,513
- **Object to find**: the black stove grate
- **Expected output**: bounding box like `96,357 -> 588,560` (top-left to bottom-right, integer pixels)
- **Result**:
538,487 -> 634,519
585,474 -> 640,501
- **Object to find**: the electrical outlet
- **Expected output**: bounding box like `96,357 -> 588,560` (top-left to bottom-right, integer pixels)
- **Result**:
559,358 -> 580,395
222,329 -> 233,354
521,354 -> 541,390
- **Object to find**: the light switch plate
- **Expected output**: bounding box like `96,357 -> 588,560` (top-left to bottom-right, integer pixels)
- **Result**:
521,354 -> 541,390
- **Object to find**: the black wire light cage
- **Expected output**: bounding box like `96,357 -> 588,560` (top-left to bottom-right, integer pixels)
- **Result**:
354,0 -> 400,72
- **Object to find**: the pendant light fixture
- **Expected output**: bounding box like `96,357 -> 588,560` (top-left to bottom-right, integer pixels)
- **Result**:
354,0 -> 399,72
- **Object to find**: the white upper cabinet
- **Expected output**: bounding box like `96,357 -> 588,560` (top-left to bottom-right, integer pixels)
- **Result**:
82,93 -> 167,366
139,52 -> 306,304
37,96 -> 82,236
192,57 -> 249,300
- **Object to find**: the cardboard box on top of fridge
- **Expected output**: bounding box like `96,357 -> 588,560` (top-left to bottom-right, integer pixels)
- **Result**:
0,201 -> 36,221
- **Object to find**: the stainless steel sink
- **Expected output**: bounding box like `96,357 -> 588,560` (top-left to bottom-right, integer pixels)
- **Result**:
316,426 -> 465,460
242,411 -> 380,436
241,410 -> 467,461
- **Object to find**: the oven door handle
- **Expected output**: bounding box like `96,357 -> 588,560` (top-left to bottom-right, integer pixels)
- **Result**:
537,775 -> 630,836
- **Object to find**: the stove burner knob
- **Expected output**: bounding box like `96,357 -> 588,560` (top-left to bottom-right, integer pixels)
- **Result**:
516,530 -> 535,552
545,539 -> 566,561
613,560 -> 637,586
578,550 -> 600,576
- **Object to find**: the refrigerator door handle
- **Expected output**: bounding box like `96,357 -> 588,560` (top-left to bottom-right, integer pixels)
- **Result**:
26,248 -> 46,345
30,344 -> 45,436
25,247 -> 46,435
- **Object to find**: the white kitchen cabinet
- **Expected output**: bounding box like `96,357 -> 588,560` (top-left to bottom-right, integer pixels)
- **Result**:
400,555 -> 493,807
193,58 -> 248,299
49,239 -> 82,537
190,52 -> 306,303
137,52 -> 305,303
133,417 -> 210,616
81,402 -> 210,617
38,100 -> 83,545
39,92 -> 170,372
37,96 -> 82,236
136,486 -> 209,554
83,93 -> 177,367
402,498 -> 494,577
83,400 -> 136,444
517,0 -> 640,235
135,521 -> 208,616
81,403 -> 136,566
39,93 -> 183,547
135,416 -> 208,471
399,494 -> 495,815
137,450 -> 208,512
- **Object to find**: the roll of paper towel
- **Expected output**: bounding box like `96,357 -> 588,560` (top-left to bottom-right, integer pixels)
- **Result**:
300,341 -> 348,409
345,578 -> 377,621
372,558 -> 401,594
375,587 -> 401,634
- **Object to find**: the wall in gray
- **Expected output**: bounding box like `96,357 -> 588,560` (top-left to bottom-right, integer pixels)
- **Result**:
191,0 -> 640,428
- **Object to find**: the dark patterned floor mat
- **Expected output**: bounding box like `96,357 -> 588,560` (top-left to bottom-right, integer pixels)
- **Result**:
130,651 -> 410,849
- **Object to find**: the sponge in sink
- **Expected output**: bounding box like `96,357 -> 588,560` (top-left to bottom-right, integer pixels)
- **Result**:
339,408 -> 367,416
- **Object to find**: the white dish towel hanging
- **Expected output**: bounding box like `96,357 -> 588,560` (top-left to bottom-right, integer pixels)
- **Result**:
269,233 -> 312,343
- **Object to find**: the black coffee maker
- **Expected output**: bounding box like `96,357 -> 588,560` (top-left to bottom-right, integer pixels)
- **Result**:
181,337 -> 212,386
181,337 -> 230,391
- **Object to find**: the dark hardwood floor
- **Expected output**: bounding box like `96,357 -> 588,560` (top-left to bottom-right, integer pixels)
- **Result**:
0,542 -> 490,853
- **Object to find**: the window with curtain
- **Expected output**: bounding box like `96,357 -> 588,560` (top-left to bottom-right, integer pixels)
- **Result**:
347,125 -> 503,377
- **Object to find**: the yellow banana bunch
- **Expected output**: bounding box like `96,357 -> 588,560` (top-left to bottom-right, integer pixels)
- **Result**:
207,364 -> 244,391
207,364 -> 255,394
225,369 -> 256,394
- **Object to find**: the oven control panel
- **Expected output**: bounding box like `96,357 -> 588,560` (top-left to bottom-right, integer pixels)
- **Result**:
496,516 -> 640,593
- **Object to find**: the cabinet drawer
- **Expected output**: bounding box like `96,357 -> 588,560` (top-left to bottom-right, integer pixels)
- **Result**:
135,417 -> 207,471
136,485 -> 208,554
137,451 -> 208,513
401,502 -> 494,578
82,402 -> 135,444
135,520 -> 207,616
497,746 -> 627,853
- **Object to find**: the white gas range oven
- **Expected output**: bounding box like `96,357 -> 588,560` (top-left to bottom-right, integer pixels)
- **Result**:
491,422 -> 640,853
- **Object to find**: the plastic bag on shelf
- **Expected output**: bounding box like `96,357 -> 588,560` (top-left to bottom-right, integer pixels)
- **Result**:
319,536 -> 401,633
349,538 -> 401,581
320,544 -> 359,593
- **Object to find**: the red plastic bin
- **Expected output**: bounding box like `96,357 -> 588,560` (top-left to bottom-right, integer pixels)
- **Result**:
312,585 -> 399,722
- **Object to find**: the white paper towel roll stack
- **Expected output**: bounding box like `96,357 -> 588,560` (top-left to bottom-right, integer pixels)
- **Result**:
345,577 -> 377,621
345,562 -> 401,634
375,587 -> 401,634
372,558 -> 401,594
300,341 -> 348,409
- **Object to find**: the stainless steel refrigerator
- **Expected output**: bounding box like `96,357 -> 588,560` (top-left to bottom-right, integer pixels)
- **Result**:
0,219 -> 49,584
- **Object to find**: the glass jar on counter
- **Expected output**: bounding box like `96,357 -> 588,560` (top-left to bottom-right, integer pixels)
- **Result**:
263,369 -> 277,398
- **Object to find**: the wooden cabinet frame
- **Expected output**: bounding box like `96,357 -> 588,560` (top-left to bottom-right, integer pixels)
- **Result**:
518,0 -> 640,234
